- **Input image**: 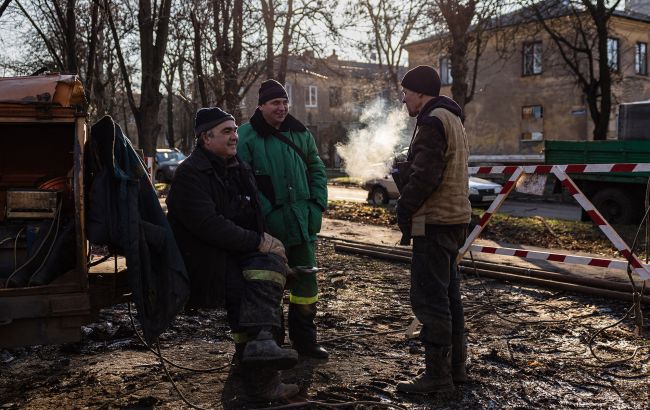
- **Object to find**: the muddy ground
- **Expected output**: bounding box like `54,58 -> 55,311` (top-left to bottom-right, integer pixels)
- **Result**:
1,205 -> 650,409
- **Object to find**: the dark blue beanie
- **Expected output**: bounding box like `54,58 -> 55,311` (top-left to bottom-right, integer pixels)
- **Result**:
194,107 -> 235,135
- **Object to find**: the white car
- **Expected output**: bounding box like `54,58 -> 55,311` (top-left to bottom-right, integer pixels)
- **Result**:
363,175 -> 502,206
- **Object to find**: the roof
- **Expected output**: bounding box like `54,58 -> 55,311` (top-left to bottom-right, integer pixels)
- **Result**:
0,74 -> 86,107
405,1 -> 650,49
283,54 -> 407,80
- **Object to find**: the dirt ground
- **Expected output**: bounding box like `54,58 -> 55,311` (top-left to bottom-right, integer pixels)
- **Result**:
1,207 -> 650,409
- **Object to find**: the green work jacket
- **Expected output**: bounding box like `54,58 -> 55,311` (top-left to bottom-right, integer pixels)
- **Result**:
238,109 -> 328,247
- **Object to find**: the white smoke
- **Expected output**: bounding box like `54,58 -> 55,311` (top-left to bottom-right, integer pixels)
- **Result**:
336,99 -> 409,182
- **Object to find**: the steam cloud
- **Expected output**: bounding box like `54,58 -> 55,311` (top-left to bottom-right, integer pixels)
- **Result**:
336,99 -> 409,182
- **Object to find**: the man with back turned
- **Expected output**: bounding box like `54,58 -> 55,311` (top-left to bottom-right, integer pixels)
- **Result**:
393,65 -> 471,394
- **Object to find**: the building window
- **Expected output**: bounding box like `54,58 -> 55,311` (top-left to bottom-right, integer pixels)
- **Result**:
440,57 -> 452,85
521,105 -> 543,141
329,87 -> 342,107
636,42 -> 648,75
285,83 -> 293,106
351,88 -> 361,102
305,85 -> 317,108
607,37 -> 619,71
522,41 -> 542,76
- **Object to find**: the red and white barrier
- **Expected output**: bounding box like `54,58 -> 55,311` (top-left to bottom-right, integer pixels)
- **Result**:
407,163 -> 649,338
469,163 -> 650,176
459,163 -> 650,281
469,244 -> 650,272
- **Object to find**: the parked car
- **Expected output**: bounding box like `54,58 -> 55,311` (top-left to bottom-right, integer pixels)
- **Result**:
155,148 -> 186,182
363,174 -> 502,206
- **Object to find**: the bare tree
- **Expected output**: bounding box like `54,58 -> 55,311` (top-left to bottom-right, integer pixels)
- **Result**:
260,0 -> 276,79
526,0 -> 622,140
351,0 -> 426,100
259,0 -> 340,84
107,0 -> 172,156
212,0 -> 245,117
209,0 -> 266,120
6,0 -> 121,119
428,0 -> 502,109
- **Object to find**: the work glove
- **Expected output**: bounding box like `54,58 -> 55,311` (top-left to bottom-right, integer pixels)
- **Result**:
396,202 -> 412,246
258,232 -> 287,263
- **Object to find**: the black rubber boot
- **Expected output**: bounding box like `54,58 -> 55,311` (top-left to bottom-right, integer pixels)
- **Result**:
288,303 -> 329,360
244,368 -> 299,402
242,330 -> 298,370
397,345 -> 454,394
452,332 -> 468,383
232,342 -> 246,365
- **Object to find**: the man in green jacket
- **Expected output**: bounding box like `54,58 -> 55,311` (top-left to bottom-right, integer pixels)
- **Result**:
238,79 -> 329,359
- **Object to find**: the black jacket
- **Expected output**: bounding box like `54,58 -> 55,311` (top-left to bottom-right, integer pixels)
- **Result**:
85,115 -> 189,344
166,146 -> 264,308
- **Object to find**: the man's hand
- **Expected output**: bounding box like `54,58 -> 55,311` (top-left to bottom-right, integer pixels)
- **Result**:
396,202 -> 412,246
258,232 -> 287,262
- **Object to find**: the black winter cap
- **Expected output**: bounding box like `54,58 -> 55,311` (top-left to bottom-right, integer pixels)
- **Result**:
400,65 -> 441,97
258,79 -> 289,105
194,107 -> 235,136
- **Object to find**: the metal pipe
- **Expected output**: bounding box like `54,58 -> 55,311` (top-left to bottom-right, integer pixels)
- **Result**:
459,266 -> 650,304
332,243 -> 650,305
332,241 -> 641,294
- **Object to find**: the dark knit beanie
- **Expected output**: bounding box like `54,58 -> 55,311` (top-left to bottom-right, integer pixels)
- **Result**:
400,65 -> 441,97
258,79 -> 289,105
194,107 -> 235,135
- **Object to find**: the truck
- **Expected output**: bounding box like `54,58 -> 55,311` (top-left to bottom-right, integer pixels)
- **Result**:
544,139 -> 650,225
0,74 -> 131,347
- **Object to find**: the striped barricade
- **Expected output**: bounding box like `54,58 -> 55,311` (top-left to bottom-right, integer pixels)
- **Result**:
459,163 -> 650,281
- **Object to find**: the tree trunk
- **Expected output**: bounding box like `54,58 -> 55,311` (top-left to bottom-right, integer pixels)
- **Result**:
165,64 -> 176,148
64,0 -> 78,74
214,0 -> 244,121
277,0 -> 293,84
261,0 -> 276,79
190,10 -> 208,107
136,0 -> 172,156
593,5 -> 611,140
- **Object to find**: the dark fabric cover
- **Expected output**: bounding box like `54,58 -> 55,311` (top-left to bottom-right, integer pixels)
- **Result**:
85,115 -> 190,344
166,146 -> 263,308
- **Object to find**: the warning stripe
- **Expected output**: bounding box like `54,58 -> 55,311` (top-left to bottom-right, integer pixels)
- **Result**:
469,244 -> 650,272
458,167 -> 524,260
551,167 -> 650,280
457,164 -> 650,281
469,163 -> 650,175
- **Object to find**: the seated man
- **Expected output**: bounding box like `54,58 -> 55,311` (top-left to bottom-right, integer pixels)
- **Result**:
166,107 -> 299,401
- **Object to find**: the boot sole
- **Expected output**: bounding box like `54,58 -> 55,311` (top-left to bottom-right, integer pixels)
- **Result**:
241,355 -> 299,371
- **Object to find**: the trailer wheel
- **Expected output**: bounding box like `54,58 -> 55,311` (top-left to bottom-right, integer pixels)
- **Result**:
591,188 -> 640,225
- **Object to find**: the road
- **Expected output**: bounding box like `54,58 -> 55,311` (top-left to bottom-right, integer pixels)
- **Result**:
328,184 -> 582,221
